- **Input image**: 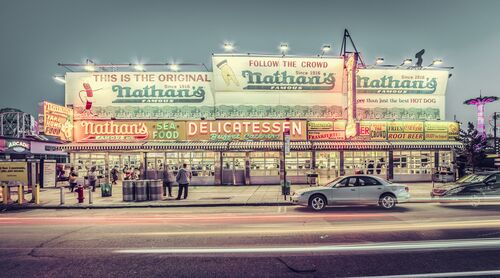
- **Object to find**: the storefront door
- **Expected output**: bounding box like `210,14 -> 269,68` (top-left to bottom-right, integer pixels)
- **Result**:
222,153 -> 246,185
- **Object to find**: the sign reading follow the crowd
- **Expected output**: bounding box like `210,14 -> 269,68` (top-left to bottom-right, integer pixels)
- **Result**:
212,56 -> 344,93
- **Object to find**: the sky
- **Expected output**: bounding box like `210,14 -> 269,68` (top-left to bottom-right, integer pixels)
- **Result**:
1,0 -> 499,129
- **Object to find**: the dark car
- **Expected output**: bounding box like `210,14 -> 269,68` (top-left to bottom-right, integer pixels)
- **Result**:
431,171 -> 500,206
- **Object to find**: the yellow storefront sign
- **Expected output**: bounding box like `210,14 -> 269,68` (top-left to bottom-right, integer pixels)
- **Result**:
0,162 -> 28,184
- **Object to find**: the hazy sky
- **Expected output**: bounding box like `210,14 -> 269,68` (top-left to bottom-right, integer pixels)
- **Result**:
1,0 -> 499,128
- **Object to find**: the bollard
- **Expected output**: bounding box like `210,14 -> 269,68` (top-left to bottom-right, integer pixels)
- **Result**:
60,186 -> 65,205
34,184 -> 40,205
88,189 -> 93,204
2,185 -> 8,205
18,185 -> 23,205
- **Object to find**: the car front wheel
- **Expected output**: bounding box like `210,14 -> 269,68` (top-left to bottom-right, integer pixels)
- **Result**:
379,194 -> 397,209
309,195 -> 327,211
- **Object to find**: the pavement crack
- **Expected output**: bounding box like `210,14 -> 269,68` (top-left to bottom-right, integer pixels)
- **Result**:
27,226 -> 91,258
276,257 -> 317,274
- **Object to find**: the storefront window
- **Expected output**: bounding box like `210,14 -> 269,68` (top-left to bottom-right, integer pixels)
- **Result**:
344,151 -> 388,176
439,151 -> 453,171
164,152 -> 218,177
393,150 -> 435,175
285,152 -> 312,176
250,152 -> 280,176
73,153 -> 106,177
316,151 -> 340,180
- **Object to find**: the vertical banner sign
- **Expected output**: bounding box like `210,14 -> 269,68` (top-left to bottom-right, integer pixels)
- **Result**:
42,161 -> 56,188
39,101 -> 74,141
345,53 -> 358,139
284,129 -> 291,155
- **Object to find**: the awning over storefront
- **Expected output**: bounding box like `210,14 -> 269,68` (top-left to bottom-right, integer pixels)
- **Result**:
313,141 -> 392,150
389,141 -> 464,149
143,142 -> 228,151
57,143 -> 145,151
57,140 -> 463,151
227,141 -> 312,151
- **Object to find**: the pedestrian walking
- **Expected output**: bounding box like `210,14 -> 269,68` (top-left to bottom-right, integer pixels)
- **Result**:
88,166 -> 97,192
163,165 -> 175,197
175,163 -> 192,200
110,166 -> 119,185
69,167 -> 78,192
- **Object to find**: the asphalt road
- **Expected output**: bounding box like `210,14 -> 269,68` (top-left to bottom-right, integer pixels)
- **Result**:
2,203 -> 500,277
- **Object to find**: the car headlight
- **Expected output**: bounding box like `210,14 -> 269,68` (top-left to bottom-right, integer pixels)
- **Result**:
445,187 -> 463,195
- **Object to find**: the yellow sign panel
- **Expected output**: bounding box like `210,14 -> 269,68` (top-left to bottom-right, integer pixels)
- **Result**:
0,162 -> 28,184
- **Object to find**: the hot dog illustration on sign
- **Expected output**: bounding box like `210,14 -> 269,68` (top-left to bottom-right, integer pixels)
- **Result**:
216,60 -> 240,86
78,83 -> 102,116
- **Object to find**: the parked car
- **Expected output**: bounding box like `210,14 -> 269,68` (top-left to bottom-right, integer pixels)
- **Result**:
431,171 -> 500,206
291,175 -> 410,211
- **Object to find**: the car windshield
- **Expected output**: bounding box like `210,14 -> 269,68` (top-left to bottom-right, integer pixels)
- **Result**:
456,174 -> 489,183
328,176 -> 344,186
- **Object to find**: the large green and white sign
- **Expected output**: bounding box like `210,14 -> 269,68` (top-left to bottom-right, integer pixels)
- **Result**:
356,69 -> 449,95
355,69 -> 449,120
212,55 -> 344,93
65,72 -> 214,119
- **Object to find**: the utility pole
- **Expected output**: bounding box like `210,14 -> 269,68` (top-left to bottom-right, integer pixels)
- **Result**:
495,112 -> 498,154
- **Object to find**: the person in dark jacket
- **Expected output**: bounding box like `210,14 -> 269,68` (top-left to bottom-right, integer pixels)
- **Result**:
69,167 -> 78,192
175,163 -> 192,200
163,165 -> 175,197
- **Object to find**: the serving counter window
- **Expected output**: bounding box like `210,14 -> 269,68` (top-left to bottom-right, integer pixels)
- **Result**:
344,151 -> 388,177
164,152 -> 217,177
72,153 -> 107,182
285,152 -> 312,176
249,152 -> 280,176
316,151 -> 340,180
393,150 -> 434,181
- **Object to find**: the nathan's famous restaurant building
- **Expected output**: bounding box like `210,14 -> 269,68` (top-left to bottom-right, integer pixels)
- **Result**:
47,54 -> 461,185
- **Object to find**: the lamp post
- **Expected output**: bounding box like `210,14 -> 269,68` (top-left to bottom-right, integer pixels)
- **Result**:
464,94 -> 498,137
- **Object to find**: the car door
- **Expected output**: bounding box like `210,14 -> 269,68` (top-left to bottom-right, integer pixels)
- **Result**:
357,176 -> 384,203
329,177 -> 360,204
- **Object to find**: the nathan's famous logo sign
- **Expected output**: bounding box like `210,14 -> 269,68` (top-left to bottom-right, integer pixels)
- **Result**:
186,120 -> 307,141
212,56 -> 344,92
73,120 -> 185,142
65,72 -> 213,119
356,69 -> 449,95
39,101 -> 74,141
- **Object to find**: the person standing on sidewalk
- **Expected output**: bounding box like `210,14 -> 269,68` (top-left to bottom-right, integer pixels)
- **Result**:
163,165 -> 175,197
88,166 -> 97,192
69,167 -> 78,192
175,163 -> 192,200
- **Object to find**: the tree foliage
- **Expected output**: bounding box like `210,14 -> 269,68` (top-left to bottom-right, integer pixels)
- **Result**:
458,122 -> 488,171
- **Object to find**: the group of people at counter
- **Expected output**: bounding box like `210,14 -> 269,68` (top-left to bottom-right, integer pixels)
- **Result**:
59,163 -> 193,200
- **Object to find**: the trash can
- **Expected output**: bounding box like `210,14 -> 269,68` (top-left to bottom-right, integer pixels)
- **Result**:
306,173 -> 319,187
281,180 -> 291,195
122,180 -> 134,202
135,180 -> 148,202
148,180 -> 163,201
101,183 -> 112,197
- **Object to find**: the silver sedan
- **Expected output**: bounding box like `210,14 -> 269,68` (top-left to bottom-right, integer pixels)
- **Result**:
291,175 -> 410,211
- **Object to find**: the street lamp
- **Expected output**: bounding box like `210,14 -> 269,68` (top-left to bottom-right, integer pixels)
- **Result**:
223,42 -> 234,52
321,44 -> 331,56
134,64 -> 145,71
84,59 -> 95,71
401,58 -> 412,66
375,57 -> 385,65
429,59 -> 443,67
53,75 -> 66,84
169,64 -> 180,71
279,43 -> 288,55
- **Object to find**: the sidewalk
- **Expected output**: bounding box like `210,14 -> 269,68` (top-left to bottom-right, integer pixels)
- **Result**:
1,182 -> 435,209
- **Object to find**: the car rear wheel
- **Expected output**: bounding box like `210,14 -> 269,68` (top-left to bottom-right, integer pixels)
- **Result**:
309,195 -> 327,211
470,192 -> 483,207
379,194 -> 397,209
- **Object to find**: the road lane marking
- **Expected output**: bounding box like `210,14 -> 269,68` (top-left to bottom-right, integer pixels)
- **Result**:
354,269 -> 500,278
113,237 -> 500,254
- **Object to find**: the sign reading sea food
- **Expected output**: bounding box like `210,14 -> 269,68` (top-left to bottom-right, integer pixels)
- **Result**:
212,56 -> 344,92
186,120 -> 307,141
73,120 -> 186,142
65,72 -> 214,119
39,101 -> 74,141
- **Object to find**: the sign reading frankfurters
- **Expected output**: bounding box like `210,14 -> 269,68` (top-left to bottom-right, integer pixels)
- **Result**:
212,56 -> 344,92
73,120 -> 185,142
186,120 -> 307,141
65,72 -> 214,119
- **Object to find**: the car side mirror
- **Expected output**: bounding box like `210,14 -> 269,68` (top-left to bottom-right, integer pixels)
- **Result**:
485,180 -> 495,185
